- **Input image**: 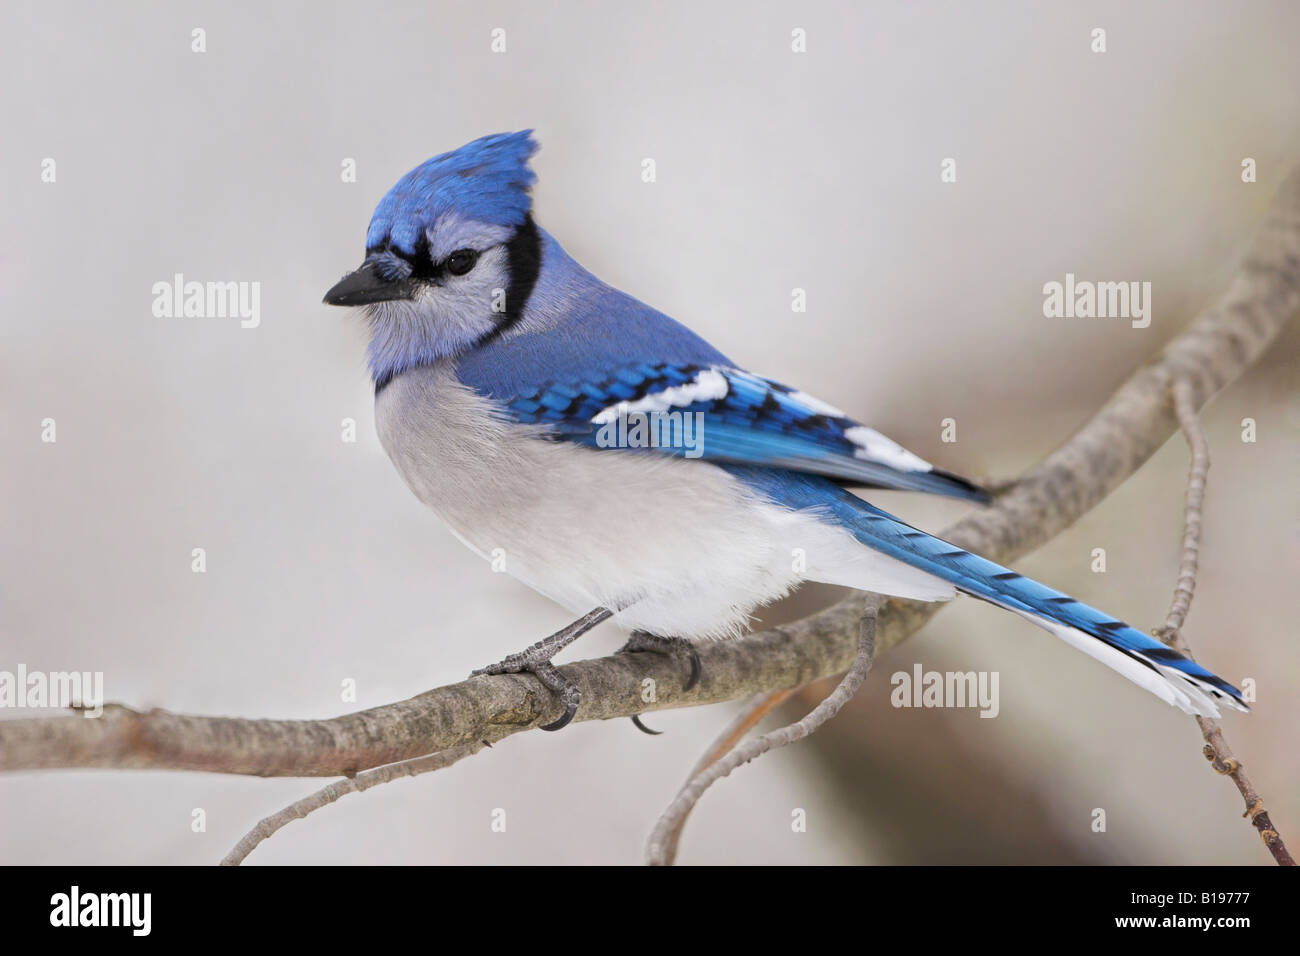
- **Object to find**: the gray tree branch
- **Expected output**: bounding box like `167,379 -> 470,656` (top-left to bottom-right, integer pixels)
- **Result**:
2,166 -> 1298,794
645,599 -> 879,866
1155,378 -> 1294,865
648,688 -> 796,865
219,744 -> 484,866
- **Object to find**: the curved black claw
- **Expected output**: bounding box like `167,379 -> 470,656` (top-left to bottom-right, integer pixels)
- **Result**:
620,632 -> 703,693
630,714 -> 663,735
541,701 -> 578,732
468,609 -> 610,733
529,662 -> 581,731
684,648 -> 702,692
472,659 -> 581,731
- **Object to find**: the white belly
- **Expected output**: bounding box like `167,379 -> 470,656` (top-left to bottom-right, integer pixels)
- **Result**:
375,362 -> 951,639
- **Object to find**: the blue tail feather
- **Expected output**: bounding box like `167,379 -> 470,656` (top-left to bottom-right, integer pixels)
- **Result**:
726,466 -> 1247,716
847,501 -> 1243,705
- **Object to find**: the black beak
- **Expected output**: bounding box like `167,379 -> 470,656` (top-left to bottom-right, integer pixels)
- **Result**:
323,261 -> 416,306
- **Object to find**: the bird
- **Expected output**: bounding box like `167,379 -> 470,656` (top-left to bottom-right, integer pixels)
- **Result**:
324,130 -> 1247,731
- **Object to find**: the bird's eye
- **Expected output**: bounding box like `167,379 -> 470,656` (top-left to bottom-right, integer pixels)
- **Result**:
445,249 -> 479,277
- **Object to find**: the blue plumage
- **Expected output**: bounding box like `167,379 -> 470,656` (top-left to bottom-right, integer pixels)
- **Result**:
492,360 -> 989,501
454,231 -> 731,397
366,130 -> 539,254
724,466 -> 1245,710
325,130 -> 1248,721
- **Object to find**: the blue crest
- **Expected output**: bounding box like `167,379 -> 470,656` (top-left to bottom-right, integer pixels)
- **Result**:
366,131 -> 539,254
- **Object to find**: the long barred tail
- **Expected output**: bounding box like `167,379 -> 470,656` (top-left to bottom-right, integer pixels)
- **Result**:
839,499 -> 1248,717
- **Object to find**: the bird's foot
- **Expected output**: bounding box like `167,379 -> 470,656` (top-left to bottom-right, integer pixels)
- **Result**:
618,632 -> 702,735
472,654 -> 582,732
618,632 -> 702,690
470,608 -> 611,731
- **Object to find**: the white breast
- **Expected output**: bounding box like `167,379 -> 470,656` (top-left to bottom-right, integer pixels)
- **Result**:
375,362 -> 952,640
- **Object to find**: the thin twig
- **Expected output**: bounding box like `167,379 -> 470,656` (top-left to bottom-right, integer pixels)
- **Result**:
220,743 -> 483,866
653,689 -> 795,866
1155,379 -> 1294,866
1162,378 -> 1209,634
645,600 -> 879,866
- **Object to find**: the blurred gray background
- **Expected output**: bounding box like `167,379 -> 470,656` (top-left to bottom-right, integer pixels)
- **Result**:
1,0 -> 1296,864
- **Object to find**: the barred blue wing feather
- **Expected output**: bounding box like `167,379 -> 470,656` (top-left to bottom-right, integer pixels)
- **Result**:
842,499 -> 1249,715
724,466 -> 1248,717
494,362 -> 992,503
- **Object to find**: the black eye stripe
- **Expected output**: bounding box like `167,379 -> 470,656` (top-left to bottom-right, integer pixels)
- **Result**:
362,237 -> 487,281
376,236 -> 437,279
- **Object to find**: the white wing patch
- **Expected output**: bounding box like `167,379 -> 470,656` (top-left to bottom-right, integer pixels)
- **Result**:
590,368 -> 729,424
843,425 -> 933,473
760,380 -> 936,474
588,365 -> 939,479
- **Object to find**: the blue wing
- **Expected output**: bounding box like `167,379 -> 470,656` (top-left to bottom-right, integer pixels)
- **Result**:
487,360 -> 990,503
450,259 -> 986,502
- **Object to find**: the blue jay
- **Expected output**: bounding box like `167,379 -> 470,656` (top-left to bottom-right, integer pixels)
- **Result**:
324,131 -> 1247,730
